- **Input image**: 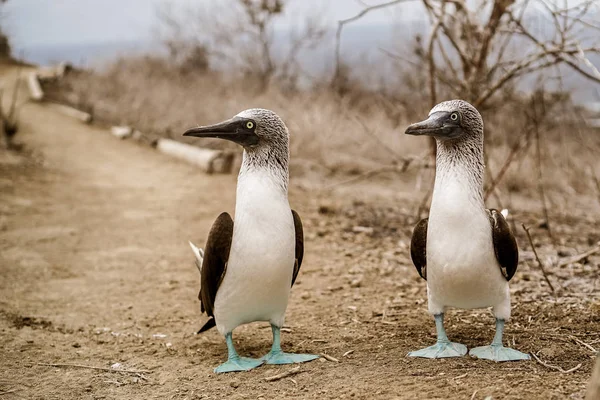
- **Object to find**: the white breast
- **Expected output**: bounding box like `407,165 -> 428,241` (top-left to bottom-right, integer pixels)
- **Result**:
426,168 -> 509,316
214,168 -> 295,335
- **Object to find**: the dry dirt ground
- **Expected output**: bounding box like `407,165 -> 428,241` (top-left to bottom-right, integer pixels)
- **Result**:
1,66 -> 599,400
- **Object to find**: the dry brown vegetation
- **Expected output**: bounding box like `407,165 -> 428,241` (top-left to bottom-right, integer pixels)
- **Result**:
43,52 -> 600,215
39,2 -> 600,214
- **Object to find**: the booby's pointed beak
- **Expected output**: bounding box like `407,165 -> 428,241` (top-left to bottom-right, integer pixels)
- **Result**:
405,112 -> 450,137
183,117 -> 259,147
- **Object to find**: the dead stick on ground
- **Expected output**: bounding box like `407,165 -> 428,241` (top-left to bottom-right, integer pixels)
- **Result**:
0,389 -> 18,396
570,335 -> 598,353
557,245 -> 600,268
35,363 -> 151,374
522,224 -> 556,293
264,366 -> 302,382
531,353 -> 582,373
321,353 -> 339,362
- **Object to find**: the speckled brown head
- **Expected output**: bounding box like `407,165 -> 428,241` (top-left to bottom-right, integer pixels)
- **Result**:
405,100 -> 483,141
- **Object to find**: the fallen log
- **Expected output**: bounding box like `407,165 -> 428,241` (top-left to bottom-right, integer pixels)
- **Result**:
131,130 -> 159,148
27,72 -> 44,101
36,62 -> 72,81
110,126 -> 133,140
156,138 -> 234,174
48,103 -> 92,124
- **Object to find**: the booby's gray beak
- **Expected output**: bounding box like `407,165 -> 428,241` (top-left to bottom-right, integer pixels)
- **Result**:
405,112 -> 452,137
183,117 -> 259,147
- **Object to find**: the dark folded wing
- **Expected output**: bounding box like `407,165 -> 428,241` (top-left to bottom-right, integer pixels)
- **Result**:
200,212 -> 233,317
410,218 -> 428,280
487,209 -> 519,281
291,210 -> 304,286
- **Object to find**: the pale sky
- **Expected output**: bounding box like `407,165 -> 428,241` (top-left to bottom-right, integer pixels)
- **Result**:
4,0 -> 413,48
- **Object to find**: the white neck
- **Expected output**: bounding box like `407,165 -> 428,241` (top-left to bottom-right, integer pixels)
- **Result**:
236,152 -> 289,216
431,139 -> 485,217
240,147 -> 289,192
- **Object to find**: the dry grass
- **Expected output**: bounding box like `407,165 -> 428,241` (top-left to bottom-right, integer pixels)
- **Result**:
41,55 -> 600,214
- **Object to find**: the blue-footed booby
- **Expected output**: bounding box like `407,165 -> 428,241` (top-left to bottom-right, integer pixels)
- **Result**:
184,109 -> 319,373
404,100 -> 529,362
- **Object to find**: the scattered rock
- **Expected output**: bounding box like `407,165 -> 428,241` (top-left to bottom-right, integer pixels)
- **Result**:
352,226 -> 374,234
349,276 -> 363,288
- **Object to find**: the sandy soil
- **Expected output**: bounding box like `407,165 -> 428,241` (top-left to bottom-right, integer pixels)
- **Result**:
1,66 -> 599,400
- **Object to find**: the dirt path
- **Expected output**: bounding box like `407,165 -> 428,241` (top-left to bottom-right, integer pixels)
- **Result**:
1,66 -> 597,400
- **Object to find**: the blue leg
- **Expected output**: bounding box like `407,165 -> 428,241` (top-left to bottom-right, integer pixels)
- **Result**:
408,314 -> 467,358
261,325 -> 319,364
214,333 -> 264,373
469,319 -> 530,362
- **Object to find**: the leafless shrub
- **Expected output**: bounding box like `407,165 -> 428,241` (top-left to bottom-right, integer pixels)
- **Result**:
157,0 -> 326,92
340,0 -> 599,107
334,0 -> 600,214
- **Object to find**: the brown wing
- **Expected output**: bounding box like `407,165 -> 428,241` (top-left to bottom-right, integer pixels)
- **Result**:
199,212 -> 233,325
487,209 -> 519,281
291,210 -> 304,286
410,218 -> 428,280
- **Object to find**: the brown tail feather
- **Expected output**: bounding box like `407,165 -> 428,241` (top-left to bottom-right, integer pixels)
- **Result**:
197,317 -> 216,333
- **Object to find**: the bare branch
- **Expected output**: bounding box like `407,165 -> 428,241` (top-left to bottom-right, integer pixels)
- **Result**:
522,224 -> 556,294
332,0 -> 415,85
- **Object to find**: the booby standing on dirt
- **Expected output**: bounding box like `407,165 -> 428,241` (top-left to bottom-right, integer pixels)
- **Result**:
184,108 -> 319,373
404,100 -> 529,362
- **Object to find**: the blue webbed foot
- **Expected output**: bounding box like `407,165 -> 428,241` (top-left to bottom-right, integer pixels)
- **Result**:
469,319 -> 530,362
408,314 -> 467,358
215,332 -> 265,373
469,345 -> 530,362
214,356 -> 264,373
408,340 -> 467,358
261,350 -> 319,365
262,325 -> 319,365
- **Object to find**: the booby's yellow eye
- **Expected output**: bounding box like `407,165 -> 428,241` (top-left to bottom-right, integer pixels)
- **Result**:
246,121 -> 254,129
450,113 -> 458,121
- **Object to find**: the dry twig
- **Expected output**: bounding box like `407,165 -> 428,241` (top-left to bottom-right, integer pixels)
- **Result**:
530,99 -> 557,249
320,353 -> 339,362
531,353 -> 582,373
35,362 -> 151,374
332,0 -> 411,85
570,335 -> 597,353
521,224 -> 556,293
557,244 -> 600,268
590,167 -> 600,207
264,366 -> 302,382
484,134 -> 531,201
